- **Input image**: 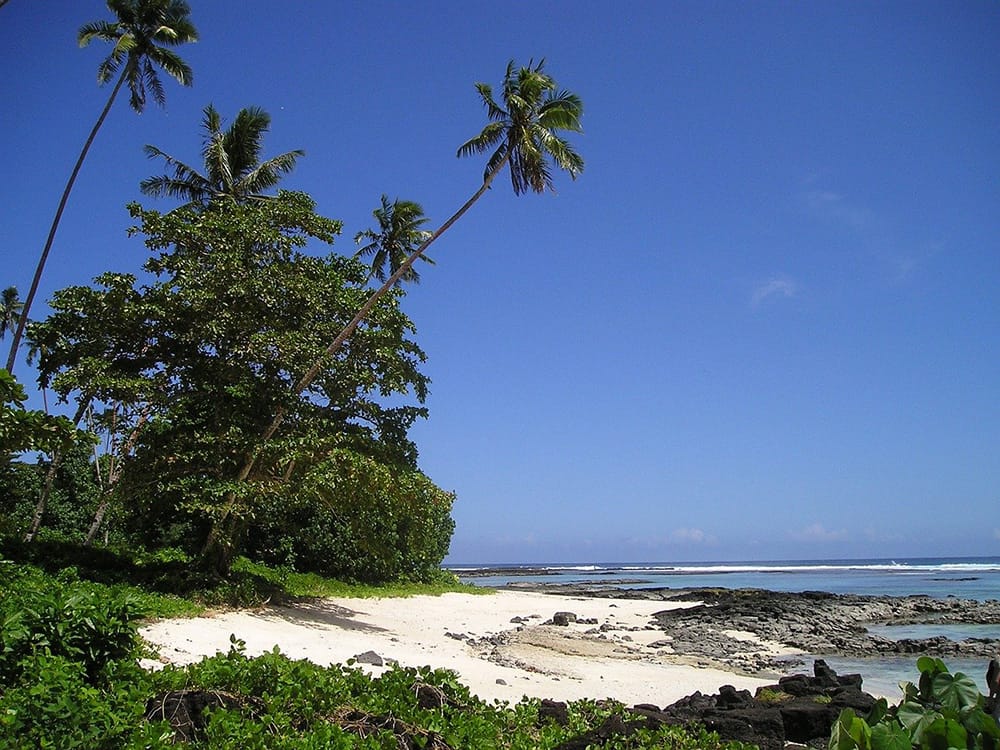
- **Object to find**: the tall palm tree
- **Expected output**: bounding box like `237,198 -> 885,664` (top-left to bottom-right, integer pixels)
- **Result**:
355,195 -> 434,285
6,0 -> 197,374
0,287 -> 23,343
296,59 -> 583,390
140,104 -> 304,208
203,59 -> 584,574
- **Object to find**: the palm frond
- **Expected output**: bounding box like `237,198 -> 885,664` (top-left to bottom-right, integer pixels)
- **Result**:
78,20 -> 119,47
482,141 -> 509,181
228,107 -> 270,167
148,45 -> 194,86
142,57 -> 167,109
96,53 -> 123,86
126,58 -> 146,110
538,131 -> 584,179
538,91 -> 584,131
457,121 -> 505,158
474,83 -> 507,122
240,149 -> 303,196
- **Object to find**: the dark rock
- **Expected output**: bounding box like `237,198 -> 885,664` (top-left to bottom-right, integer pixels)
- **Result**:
553,714 -> 633,750
445,631 -> 468,641
641,661 -> 874,750
145,690 -> 266,742
717,684 -> 755,709
353,650 -> 384,666
779,702 -> 836,743
538,698 -> 569,726
813,659 -> 839,686
413,681 -> 449,709
552,611 -> 577,626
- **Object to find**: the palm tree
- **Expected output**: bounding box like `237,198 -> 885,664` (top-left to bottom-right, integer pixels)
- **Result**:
355,195 -> 434,285
6,0 -> 197,374
294,59 -> 583,390
0,287 -> 23,343
203,59 -> 584,574
140,104 -> 304,208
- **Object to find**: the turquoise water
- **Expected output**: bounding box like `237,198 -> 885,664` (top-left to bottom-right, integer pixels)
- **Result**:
453,557 -> 1000,601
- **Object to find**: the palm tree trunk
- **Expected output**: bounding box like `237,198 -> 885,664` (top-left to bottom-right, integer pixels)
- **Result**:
5,70 -> 127,373
23,454 -> 63,543
23,399 -> 90,543
201,155 -> 511,573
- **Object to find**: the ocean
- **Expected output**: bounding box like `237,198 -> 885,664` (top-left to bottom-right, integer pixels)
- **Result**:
452,557 -> 1000,698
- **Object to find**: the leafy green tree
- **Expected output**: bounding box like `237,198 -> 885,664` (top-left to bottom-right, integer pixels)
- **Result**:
216,60 -> 584,545
0,369 -> 76,461
33,193 -> 445,574
0,287 -> 23,342
6,0 -> 197,374
355,195 -> 434,285
140,104 -> 304,209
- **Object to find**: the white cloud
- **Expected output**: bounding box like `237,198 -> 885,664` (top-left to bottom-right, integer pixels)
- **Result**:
671,527 -> 716,544
790,523 -> 848,542
751,277 -> 797,308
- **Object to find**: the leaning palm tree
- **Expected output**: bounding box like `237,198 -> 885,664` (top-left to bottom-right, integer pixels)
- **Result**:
6,0 -> 197,374
298,58 -> 583,388
0,287 -> 23,342
140,104 -> 304,208
202,59 -> 584,574
355,195 -> 434,285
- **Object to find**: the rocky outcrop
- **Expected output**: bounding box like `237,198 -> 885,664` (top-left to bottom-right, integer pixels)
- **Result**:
545,660 -> 877,750
650,588 -> 1000,665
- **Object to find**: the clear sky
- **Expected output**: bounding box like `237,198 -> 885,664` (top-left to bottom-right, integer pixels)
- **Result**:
3,1 -> 998,564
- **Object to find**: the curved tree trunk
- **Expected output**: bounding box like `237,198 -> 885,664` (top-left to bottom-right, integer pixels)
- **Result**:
6,70 -> 127,373
201,155 -> 511,574
23,400 -> 90,543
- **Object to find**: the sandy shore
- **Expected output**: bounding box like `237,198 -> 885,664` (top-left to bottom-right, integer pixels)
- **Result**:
141,590 -> 783,706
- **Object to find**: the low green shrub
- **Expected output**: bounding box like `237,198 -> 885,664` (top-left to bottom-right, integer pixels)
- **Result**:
0,575 -> 142,685
829,656 -> 1000,750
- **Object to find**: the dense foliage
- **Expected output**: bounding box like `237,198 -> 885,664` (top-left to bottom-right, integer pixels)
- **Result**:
830,657 -> 1000,750
16,192 -> 450,580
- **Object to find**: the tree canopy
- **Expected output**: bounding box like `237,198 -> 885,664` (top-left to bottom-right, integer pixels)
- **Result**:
29,192 -> 451,578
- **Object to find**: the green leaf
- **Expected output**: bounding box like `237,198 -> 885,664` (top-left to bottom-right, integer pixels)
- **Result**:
919,716 -> 967,750
898,701 -> 942,744
830,709 -> 872,750
933,671 -> 981,712
870,722 -> 914,750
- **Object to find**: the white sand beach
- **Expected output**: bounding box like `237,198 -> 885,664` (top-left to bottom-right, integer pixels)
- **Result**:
141,590 -> 785,706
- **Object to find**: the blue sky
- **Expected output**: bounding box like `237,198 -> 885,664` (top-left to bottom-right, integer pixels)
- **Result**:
3,1 -> 998,563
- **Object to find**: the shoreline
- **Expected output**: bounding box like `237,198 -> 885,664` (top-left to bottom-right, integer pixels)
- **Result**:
141,589 -> 777,706
140,583 -> 1000,708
